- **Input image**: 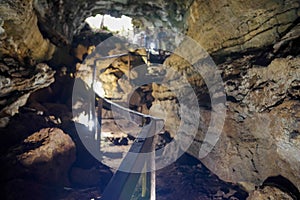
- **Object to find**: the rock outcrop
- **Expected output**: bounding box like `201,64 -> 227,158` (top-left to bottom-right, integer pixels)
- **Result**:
149,32 -> 300,196
33,0 -> 193,42
0,58 -> 55,126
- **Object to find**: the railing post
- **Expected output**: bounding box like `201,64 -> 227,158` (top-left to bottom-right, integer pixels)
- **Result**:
150,122 -> 157,200
90,51 -> 166,200
100,122 -> 154,200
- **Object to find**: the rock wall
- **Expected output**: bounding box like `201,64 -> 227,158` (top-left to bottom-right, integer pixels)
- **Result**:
187,57 -> 300,191
149,0 -> 300,195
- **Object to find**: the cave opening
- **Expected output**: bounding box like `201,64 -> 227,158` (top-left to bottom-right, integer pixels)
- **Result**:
262,175 -> 300,199
85,14 -> 134,37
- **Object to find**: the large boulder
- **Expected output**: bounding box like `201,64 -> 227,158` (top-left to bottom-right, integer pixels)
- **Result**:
2,128 -> 76,186
17,128 -> 76,185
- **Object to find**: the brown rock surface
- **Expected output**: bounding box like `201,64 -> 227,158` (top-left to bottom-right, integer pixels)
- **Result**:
0,127 -> 76,199
0,0 -> 55,62
247,186 -> 294,200
186,57 -> 300,192
0,59 -> 55,125
151,55 -> 300,193
187,0 -> 300,56
16,128 -> 76,185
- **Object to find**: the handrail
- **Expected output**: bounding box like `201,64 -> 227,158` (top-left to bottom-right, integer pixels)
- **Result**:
89,50 -> 166,200
90,49 -> 151,140
100,97 -> 164,122
97,99 -> 161,200
93,51 -> 148,61
92,49 -> 164,125
100,120 -> 158,200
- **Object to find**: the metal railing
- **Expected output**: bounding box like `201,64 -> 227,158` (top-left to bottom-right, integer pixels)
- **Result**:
88,50 -> 166,200
100,117 -> 163,200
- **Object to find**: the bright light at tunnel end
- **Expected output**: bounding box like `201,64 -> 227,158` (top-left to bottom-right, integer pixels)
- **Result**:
85,14 -> 133,37
71,22 -> 227,173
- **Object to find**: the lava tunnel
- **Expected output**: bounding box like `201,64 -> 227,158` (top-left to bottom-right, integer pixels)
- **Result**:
262,175 -> 300,200
0,0 -> 300,200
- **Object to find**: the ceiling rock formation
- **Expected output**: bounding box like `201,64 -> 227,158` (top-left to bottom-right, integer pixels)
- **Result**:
1,0 -> 299,62
187,0 -> 300,57
0,0 -> 300,198
34,0 -> 193,42
0,0 -> 55,62
1,0 -> 193,63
